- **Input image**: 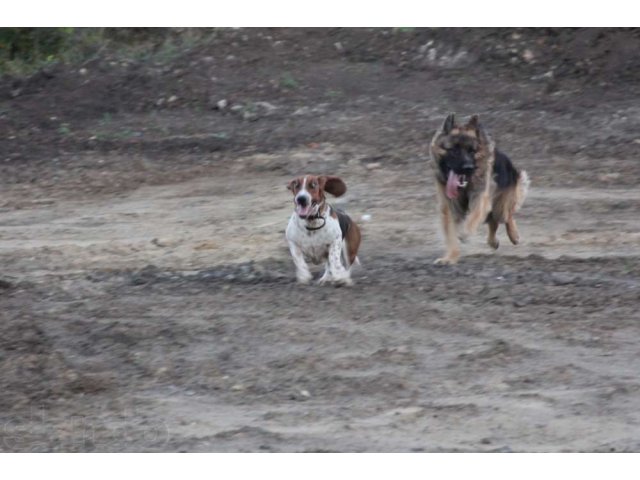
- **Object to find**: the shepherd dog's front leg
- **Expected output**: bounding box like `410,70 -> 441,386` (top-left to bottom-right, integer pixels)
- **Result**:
435,201 -> 461,265
461,190 -> 492,241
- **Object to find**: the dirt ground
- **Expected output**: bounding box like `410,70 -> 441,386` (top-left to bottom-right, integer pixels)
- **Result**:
1,28 -> 640,452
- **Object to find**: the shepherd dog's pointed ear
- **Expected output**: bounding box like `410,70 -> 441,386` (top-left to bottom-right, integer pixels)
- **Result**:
319,176 -> 347,197
441,113 -> 456,134
467,114 -> 491,145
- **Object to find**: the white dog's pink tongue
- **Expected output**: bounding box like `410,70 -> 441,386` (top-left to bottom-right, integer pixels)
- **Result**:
296,204 -> 311,217
446,171 -> 460,199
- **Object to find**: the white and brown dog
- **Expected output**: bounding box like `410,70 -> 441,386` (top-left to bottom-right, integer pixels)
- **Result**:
285,175 -> 361,286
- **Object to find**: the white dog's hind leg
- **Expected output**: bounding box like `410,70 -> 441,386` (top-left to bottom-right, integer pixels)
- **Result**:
328,239 -> 352,286
318,263 -> 331,285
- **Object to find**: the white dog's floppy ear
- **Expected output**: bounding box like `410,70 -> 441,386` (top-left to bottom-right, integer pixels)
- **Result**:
286,178 -> 298,192
319,176 -> 347,197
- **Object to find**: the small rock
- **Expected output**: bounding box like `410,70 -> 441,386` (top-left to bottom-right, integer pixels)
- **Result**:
513,297 -> 532,308
365,162 -> 382,170
242,111 -> 258,122
130,265 -> 160,286
361,214 -> 372,222
78,68 -> 88,76
216,99 -> 228,110
550,272 -> 576,286
226,55 -> 236,61
418,41 -> 434,54
531,70 -> 554,81
598,172 -> 621,182
254,101 -> 278,115
522,49 -> 535,62
230,104 -> 244,113
151,238 -> 174,248
167,95 -> 178,104
293,104 -> 328,116
239,263 -> 253,275
293,106 -> 311,116
300,389 -> 311,398
334,42 -> 344,52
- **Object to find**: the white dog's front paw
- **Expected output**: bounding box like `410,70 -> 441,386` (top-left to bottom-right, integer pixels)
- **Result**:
332,275 -> 353,287
296,271 -> 313,284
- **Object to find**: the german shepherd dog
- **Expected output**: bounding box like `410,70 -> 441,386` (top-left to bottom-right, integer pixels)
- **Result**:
430,113 -> 529,264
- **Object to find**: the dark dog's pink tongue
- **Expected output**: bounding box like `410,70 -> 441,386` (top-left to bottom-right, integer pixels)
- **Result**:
446,171 -> 460,199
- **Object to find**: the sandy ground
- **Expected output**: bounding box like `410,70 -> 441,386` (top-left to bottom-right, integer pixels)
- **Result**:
2,150 -> 639,452
1,28 -> 639,451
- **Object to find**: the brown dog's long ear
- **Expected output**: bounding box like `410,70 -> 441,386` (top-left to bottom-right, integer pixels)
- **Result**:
319,176 -> 347,197
286,178 -> 298,192
441,113 -> 456,135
